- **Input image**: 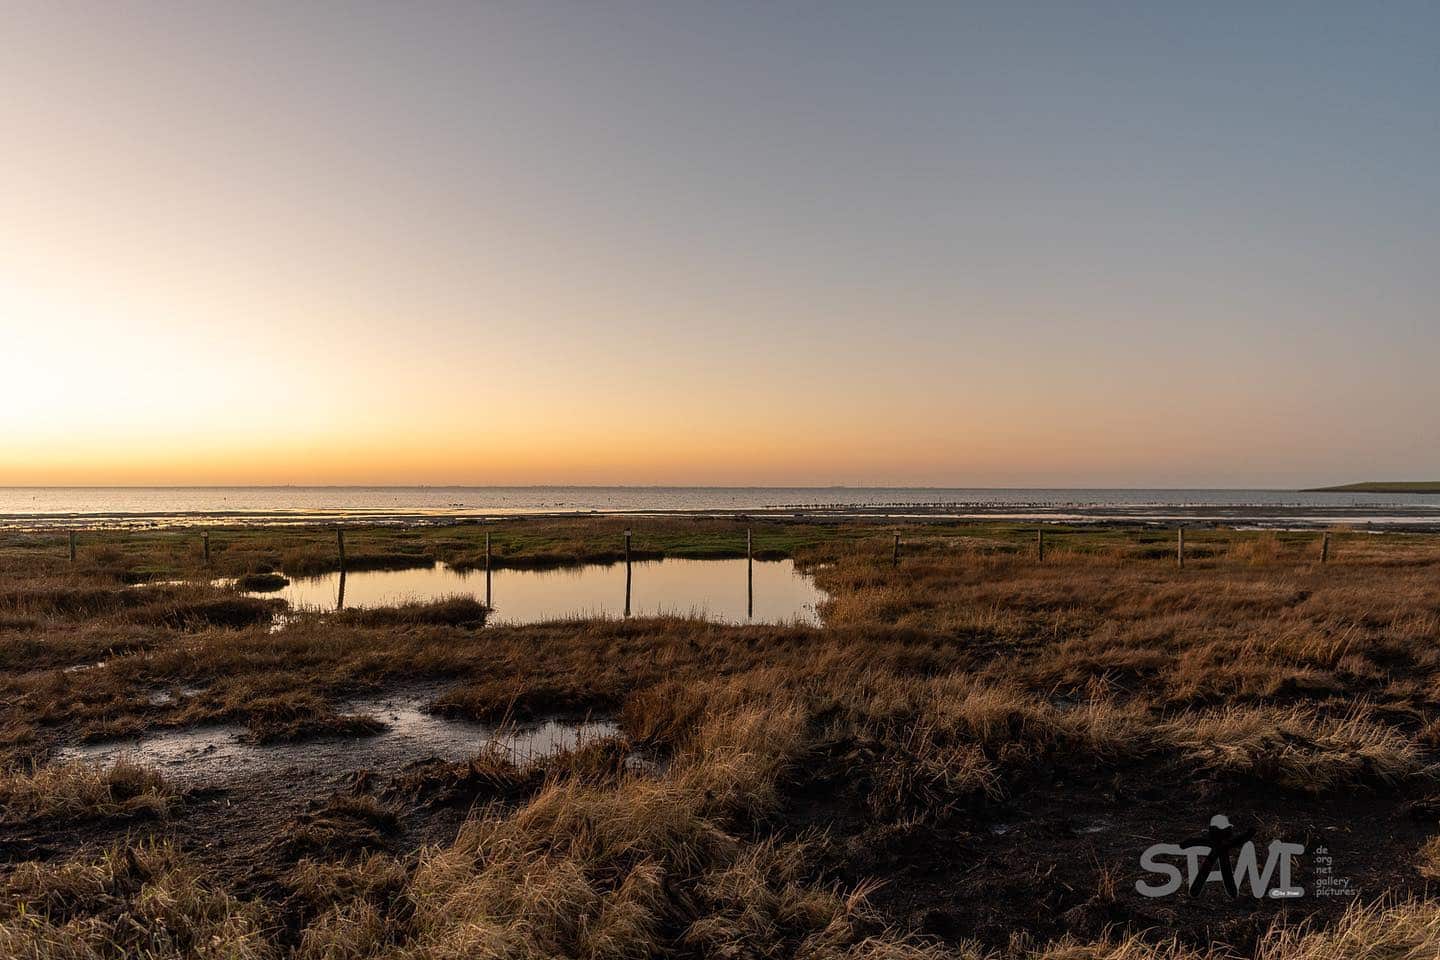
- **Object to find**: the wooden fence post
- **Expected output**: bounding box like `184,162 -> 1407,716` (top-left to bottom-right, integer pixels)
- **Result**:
1177,527 -> 1185,569
485,531 -> 492,607
337,529 -> 346,572
1321,531 -> 1330,564
68,531 -> 76,563
893,532 -> 900,567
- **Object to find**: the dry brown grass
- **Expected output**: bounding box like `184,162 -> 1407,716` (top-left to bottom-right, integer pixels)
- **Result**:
1028,900 -> 1440,957
1419,836 -> 1440,882
0,759 -> 175,824
3,521 -> 1440,956
0,842 -> 274,960
1162,705 -> 1426,791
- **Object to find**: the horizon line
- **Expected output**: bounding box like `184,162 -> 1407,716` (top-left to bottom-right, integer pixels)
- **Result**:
0,483 -> 1340,492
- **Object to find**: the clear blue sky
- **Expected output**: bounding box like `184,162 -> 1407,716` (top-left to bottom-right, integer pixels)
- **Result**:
2,2 -> 1436,486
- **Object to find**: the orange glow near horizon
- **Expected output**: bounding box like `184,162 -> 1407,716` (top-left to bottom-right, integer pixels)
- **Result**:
0,256 -> 1423,488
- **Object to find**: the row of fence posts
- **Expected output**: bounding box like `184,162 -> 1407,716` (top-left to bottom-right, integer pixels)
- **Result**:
616,527 -> 753,618
1032,527 -> 1334,567
57,525 -> 1340,584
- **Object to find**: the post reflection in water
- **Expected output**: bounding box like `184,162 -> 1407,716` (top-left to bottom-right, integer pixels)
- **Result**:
746,528 -> 753,620
257,558 -> 822,626
622,529 -> 632,618
623,556 -> 632,618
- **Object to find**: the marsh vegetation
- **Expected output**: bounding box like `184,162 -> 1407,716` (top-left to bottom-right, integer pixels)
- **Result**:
1,518 -> 1439,958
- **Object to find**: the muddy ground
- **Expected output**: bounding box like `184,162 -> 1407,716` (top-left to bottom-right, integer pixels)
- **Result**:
8,698 -> 1435,954
790,750 -> 1436,951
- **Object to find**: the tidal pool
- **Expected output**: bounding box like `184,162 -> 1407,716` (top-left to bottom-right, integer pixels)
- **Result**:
57,694 -> 619,786
250,558 -> 825,626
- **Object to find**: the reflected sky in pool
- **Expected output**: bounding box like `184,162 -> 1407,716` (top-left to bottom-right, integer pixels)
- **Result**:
254,558 -> 824,626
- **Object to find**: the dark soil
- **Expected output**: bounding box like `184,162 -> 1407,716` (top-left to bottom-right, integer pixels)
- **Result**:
783,751 -> 1439,953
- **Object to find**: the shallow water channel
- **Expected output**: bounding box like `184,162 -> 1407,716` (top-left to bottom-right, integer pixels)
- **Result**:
57,693 -> 618,786
251,558 -> 825,626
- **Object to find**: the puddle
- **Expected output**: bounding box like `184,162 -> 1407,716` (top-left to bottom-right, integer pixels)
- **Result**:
57,694 -> 618,786
250,558 -> 824,626
146,686 -> 204,707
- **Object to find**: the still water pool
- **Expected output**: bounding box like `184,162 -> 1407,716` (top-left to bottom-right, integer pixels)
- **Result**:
250,558 -> 825,626
58,692 -> 619,786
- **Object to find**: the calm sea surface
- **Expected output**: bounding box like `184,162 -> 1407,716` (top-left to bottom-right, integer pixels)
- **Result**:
2,487 -> 1440,529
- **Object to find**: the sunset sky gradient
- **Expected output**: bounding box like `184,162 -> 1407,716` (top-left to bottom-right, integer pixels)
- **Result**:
3,3 -> 1437,487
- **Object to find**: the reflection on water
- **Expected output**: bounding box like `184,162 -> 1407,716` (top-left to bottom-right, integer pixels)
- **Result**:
58,694 -> 618,786
254,559 -> 824,626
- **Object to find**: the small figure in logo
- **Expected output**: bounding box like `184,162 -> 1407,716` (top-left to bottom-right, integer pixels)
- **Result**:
1183,815 -> 1255,898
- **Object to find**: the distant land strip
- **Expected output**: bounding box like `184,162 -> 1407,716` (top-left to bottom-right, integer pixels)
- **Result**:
1307,482 -> 1440,493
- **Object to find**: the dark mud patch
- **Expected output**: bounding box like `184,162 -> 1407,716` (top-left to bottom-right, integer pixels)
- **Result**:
786,754 -> 1439,952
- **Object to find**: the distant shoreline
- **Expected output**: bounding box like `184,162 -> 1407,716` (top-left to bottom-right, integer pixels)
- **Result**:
6,486 -> 1440,531
1305,482 -> 1440,494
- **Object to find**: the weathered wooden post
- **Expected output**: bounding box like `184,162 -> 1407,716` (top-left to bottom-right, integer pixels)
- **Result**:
484,531 -> 492,607
1321,531 -> 1330,565
336,569 -> 347,612
893,532 -> 900,567
68,531 -> 76,563
202,532 -> 211,567
1177,527 -> 1185,569
337,529 -> 346,572
1037,528 -> 1045,563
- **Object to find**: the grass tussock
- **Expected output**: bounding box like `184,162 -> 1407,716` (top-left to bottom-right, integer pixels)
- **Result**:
0,759 -> 175,824
237,571 -> 290,591
0,842 -> 274,960
1418,835 -> 1440,881
241,694 -> 388,744
1163,705 -> 1426,792
278,794 -> 402,861
335,595 -> 488,628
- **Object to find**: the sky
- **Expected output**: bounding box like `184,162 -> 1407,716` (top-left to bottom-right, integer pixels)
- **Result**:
2,2 -> 1437,488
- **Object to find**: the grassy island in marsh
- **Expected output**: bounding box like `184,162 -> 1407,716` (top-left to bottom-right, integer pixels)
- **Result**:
1,517 -> 1439,958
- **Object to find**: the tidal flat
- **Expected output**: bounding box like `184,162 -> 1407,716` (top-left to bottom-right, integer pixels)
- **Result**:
2,517 -> 1439,958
